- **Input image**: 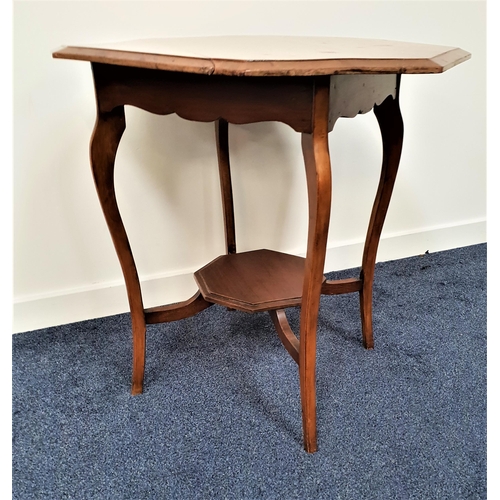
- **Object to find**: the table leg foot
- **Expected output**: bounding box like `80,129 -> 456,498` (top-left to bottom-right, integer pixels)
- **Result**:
131,320 -> 146,395
359,282 -> 374,350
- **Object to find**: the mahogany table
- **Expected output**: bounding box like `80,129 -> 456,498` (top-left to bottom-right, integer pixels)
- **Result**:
53,36 -> 470,453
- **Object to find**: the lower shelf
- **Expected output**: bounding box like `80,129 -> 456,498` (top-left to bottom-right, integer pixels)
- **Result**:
194,248 -> 320,313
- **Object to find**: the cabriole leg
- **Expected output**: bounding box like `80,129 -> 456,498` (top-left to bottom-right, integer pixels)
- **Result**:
89,105 -> 147,395
360,80 -> 404,349
299,78 -> 332,453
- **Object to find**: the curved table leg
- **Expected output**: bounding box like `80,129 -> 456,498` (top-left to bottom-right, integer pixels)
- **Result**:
90,106 -> 147,395
215,118 -> 236,255
300,79 -> 332,453
269,309 -> 300,365
360,81 -> 404,349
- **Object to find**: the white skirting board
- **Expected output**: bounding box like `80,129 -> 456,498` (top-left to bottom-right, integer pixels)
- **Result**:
13,219 -> 486,334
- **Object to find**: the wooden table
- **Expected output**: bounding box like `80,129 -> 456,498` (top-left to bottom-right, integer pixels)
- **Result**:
53,36 -> 470,453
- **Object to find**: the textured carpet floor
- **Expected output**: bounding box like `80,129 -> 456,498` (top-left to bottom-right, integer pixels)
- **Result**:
12,244 -> 486,499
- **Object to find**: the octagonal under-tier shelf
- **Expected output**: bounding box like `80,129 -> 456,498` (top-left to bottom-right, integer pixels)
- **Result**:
194,249 -> 318,313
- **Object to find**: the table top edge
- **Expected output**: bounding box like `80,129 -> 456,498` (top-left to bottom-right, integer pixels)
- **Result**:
52,45 -> 471,76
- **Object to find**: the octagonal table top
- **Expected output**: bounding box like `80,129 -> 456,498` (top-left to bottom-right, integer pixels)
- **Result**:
53,35 -> 470,77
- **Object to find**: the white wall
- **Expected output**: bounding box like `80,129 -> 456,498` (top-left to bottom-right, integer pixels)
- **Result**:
13,1 -> 486,333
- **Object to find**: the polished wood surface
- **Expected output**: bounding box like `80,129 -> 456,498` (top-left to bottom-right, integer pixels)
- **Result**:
89,104 -> 146,396
321,278 -> 362,295
215,119 -> 236,254
269,309 -> 299,365
53,36 -> 470,76
359,79 -> 404,349
144,291 -> 212,325
299,77 -> 332,453
90,63 -> 317,133
54,36 -> 469,453
194,249 -> 312,313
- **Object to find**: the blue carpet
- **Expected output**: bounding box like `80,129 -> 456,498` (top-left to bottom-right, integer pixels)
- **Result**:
12,244 -> 486,499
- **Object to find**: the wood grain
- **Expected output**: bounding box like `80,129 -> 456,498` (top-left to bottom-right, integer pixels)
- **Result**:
194,249 -> 313,313
144,291 -> 213,324
299,76 -> 332,453
359,75 -> 404,349
321,278 -> 362,295
89,103 -> 146,396
91,63 -> 316,133
53,36 -> 470,76
269,309 -> 300,365
61,36 -> 466,453
215,119 -> 236,254
329,74 -> 397,128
